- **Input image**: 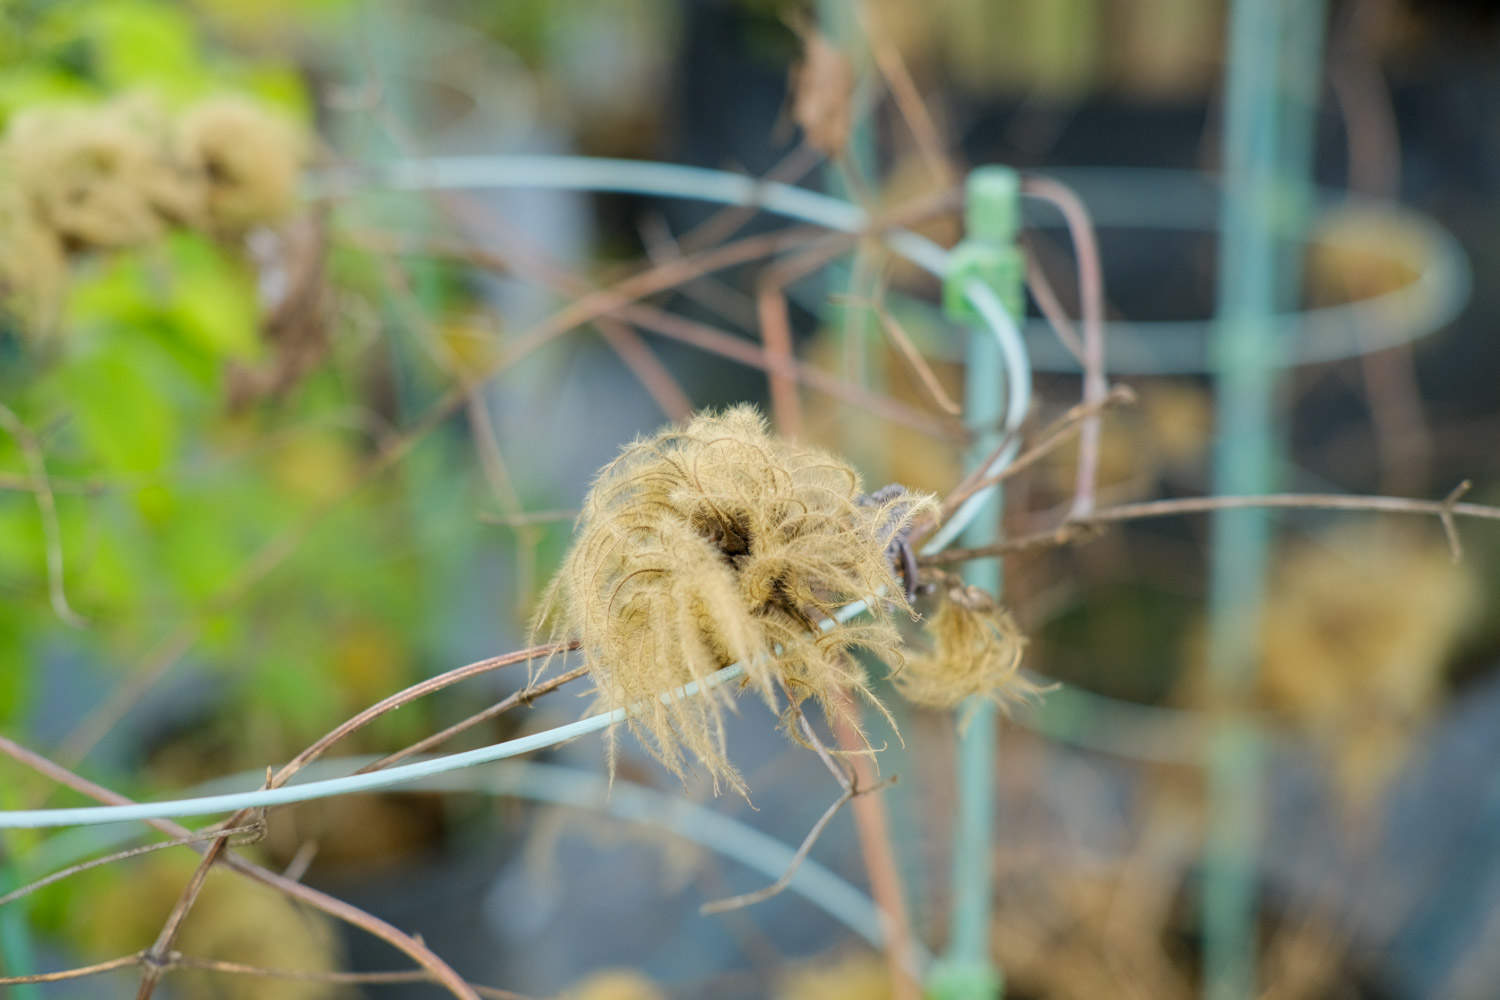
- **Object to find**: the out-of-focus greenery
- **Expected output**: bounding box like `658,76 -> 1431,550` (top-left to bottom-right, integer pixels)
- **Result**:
0,0 -> 509,792
0,0 -> 320,122
0,3 -> 539,973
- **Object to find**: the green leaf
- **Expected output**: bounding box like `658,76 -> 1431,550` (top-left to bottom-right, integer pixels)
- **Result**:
76,1 -> 210,96
0,68 -> 94,126
56,343 -> 178,474
163,232 -> 261,361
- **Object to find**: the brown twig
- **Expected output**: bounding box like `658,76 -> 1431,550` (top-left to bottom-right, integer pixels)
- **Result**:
755,216 -> 944,439
1022,244 -> 1086,363
0,953 -> 140,985
595,322 -> 695,419
833,287 -> 962,417
1022,175 -> 1106,520
620,300 -> 963,442
464,392 -> 545,619
678,141 -> 826,253
428,192 -> 696,422
279,643 -> 572,782
0,819 -> 264,909
348,228 -> 957,442
1319,1 -> 1433,496
858,4 -> 956,187
920,486 -> 1500,567
935,385 -> 1137,525
357,663 -> 591,773
700,784 -> 857,915
757,281 -> 805,436
0,402 -> 86,627
638,211 -> 759,329
830,690 -> 922,1000
778,678 -> 854,789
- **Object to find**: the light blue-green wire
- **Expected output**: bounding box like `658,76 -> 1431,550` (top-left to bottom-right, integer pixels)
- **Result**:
0,663 -> 734,829
1,757 -> 931,977
325,155 -> 952,280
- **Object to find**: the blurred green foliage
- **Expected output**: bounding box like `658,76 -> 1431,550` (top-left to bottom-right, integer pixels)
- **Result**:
0,0 -> 516,801
0,0 -> 318,123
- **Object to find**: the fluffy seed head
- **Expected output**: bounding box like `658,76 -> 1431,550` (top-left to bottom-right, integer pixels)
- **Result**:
898,582 -> 1034,710
177,95 -> 303,233
1257,521 -> 1477,808
6,102 -> 165,250
535,405 -> 935,792
0,153 -> 67,336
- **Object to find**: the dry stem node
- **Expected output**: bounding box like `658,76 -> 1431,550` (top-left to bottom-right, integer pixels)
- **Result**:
534,405 -> 935,793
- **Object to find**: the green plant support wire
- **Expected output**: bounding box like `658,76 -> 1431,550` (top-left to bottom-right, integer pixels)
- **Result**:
929,167 -> 1023,1000
1204,2 -> 1325,999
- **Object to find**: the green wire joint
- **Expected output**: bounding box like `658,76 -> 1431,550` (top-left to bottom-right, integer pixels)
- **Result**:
943,166 -> 1024,324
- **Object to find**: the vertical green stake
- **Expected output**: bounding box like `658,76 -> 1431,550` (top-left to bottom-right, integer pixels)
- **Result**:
929,168 -> 1022,1000
1206,3 -> 1324,999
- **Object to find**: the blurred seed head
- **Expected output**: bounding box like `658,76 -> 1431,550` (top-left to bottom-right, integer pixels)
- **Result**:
177,95 -> 304,233
7,102 -> 166,250
791,29 -> 855,159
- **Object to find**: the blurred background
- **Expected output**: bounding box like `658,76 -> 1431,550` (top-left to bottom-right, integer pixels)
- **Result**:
1,0 -> 1498,997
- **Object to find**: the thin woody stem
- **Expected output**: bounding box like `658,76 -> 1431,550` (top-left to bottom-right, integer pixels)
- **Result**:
921,486 -> 1500,567
830,692 -> 922,1000
700,784 -> 856,915
358,663 -> 591,773
1022,175 -> 1106,520
0,953 -> 140,985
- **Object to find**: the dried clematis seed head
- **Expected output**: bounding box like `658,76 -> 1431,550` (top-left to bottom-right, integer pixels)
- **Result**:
791,28 -> 856,159
533,405 -> 936,793
897,582 -> 1037,711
